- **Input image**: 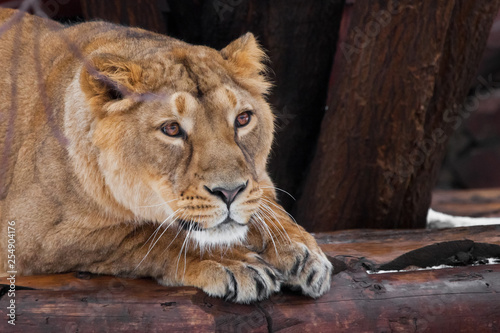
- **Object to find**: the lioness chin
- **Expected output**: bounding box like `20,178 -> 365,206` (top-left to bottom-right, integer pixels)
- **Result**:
0,9 -> 332,303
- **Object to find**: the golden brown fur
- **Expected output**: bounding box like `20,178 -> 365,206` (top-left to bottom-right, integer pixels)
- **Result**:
0,9 -> 331,302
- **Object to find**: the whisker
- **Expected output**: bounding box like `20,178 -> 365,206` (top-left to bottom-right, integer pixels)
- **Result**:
251,212 -> 279,252
176,221 -> 193,278
249,215 -> 266,244
221,244 -> 227,258
257,205 -> 287,242
183,232 -> 191,278
157,209 -> 191,260
160,217 -> 185,256
261,202 -> 293,241
182,222 -> 193,278
254,212 -> 280,258
259,186 -> 296,201
135,208 -> 183,270
196,211 -> 203,259
143,208 -> 181,252
258,211 -> 282,258
259,203 -> 292,244
261,198 -> 304,238
260,198 -> 297,223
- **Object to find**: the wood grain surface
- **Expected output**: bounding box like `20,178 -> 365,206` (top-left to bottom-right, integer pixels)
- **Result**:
1,224 -> 499,332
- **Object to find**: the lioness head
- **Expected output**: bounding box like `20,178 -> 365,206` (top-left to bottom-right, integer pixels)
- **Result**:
65,32 -> 275,247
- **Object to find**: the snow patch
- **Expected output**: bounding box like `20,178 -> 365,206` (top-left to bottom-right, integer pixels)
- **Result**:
367,258 -> 499,274
426,209 -> 500,229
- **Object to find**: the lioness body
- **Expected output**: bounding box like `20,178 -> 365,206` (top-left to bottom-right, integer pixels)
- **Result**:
0,9 -> 331,302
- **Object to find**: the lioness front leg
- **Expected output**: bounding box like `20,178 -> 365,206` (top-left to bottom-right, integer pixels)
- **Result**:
246,194 -> 333,298
82,225 -> 283,304
159,246 -> 283,303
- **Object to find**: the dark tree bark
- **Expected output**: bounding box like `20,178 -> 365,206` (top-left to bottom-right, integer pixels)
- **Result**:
79,0 -> 166,33
296,0 -> 500,231
166,0 -> 345,210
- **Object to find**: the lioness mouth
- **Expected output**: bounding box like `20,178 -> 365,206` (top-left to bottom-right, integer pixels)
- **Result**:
178,218 -> 245,232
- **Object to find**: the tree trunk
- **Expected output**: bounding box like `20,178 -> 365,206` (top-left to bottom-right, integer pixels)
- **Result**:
296,0 -> 500,231
79,0 -> 166,33
165,0 -> 345,210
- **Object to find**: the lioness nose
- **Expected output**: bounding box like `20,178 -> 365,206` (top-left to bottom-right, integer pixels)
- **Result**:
204,182 -> 248,207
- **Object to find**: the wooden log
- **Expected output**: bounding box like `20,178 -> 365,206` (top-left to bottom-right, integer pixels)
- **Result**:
296,0 -> 500,231
1,225 -> 499,332
432,188 -> 500,218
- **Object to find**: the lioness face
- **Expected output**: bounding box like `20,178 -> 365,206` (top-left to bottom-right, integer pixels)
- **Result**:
78,34 -> 274,247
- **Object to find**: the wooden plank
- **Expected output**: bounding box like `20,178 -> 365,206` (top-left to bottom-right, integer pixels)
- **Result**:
316,224 -> 500,264
1,225 -> 499,332
2,265 -> 499,332
432,188 -> 500,217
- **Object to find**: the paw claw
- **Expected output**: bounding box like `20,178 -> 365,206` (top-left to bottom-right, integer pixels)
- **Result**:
223,268 -> 238,302
202,259 -> 282,303
264,241 -> 333,298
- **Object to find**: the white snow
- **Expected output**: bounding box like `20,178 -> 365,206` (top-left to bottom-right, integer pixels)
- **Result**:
426,209 -> 500,229
367,258 -> 499,274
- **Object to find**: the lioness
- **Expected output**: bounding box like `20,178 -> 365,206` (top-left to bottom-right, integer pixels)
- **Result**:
0,9 -> 332,303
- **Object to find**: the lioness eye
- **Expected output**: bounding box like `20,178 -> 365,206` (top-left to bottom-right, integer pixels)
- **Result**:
161,122 -> 183,137
235,111 -> 252,128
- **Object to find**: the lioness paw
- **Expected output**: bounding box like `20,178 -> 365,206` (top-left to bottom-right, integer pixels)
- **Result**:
178,255 -> 283,303
222,262 -> 282,303
286,243 -> 332,297
262,241 -> 333,298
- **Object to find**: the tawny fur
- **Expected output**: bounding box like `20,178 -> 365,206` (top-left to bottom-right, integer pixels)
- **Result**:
0,9 -> 332,303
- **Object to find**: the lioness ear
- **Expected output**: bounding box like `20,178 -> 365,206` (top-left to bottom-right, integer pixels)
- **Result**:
220,33 -> 271,95
80,53 -> 144,115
